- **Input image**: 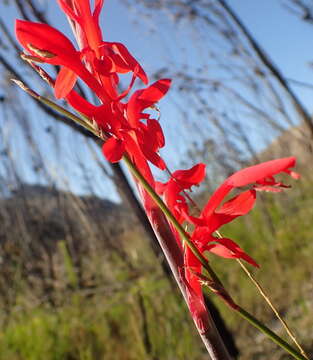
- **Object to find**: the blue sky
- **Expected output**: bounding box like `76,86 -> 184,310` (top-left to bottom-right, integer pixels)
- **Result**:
234,0 -> 313,107
95,0 -> 313,100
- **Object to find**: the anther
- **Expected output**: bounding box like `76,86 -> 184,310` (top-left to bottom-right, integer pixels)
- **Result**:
27,43 -> 56,58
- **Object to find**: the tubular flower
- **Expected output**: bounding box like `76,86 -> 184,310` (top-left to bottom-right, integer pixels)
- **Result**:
15,19 -> 110,102
57,0 -> 148,87
186,157 -> 299,266
15,0 -> 147,101
102,79 -> 171,171
156,158 -> 298,298
156,163 -> 206,223
183,157 -> 298,298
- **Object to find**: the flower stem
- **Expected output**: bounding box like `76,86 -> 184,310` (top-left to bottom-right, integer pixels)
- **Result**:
237,259 -> 309,359
215,229 -> 308,359
11,79 -> 97,135
236,307 -> 307,360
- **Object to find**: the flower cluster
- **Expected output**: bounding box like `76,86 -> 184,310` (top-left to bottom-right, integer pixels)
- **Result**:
15,0 -> 299,330
16,0 -> 170,187
157,158 -> 299,303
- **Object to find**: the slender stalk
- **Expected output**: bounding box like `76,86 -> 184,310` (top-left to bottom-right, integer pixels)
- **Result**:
11,79 -> 96,135
237,259 -> 309,359
13,82 -> 308,360
237,307 -> 307,360
215,228 -> 308,359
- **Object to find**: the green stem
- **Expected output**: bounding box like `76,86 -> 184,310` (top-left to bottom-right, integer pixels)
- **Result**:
11,80 -> 96,135
237,307 -> 307,360
38,97 -> 96,133
15,85 -> 307,360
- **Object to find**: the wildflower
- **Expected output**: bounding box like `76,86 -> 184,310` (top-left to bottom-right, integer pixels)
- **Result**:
102,79 -> 171,169
183,157 -> 298,298
156,163 -> 206,223
157,157 -> 298,301
15,0 -> 147,101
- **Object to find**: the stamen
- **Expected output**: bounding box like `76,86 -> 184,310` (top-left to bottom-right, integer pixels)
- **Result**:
27,43 -> 56,58
20,53 -> 46,64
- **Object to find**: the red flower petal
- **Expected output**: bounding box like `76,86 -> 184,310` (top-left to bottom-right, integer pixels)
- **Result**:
116,65 -> 139,101
155,181 -> 167,194
206,190 -> 256,232
126,79 -> 171,126
55,67 -> 78,99
191,226 -> 213,246
206,238 -> 259,267
66,90 -> 98,116
227,157 -> 296,187
93,0 -> 104,20
215,190 -> 256,216
107,42 -> 148,84
16,20 -> 109,102
181,210 -> 206,226
139,144 -> 166,170
123,132 -> 155,186
102,137 -> 125,163
15,20 -> 78,66
138,78 -> 171,102
173,163 -> 206,187
157,163 -> 206,224
147,119 -> 165,149
57,0 -> 82,25
182,265 -> 210,334
202,182 -> 233,219
216,189 -> 256,216
202,157 -> 297,220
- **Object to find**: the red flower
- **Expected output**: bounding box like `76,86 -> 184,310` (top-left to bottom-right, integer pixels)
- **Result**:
15,0 -> 147,101
15,20 -> 109,101
156,158 -> 298,301
201,157 -> 299,221
57,0 -> 148,84
102,79 -> 171,171
156,163 -> 206,223
56,0 -> 104,56
184,157 -> 298,298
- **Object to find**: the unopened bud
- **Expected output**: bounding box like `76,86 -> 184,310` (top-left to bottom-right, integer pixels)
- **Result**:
26,61 -> 55,87
11,79 -> 40,99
